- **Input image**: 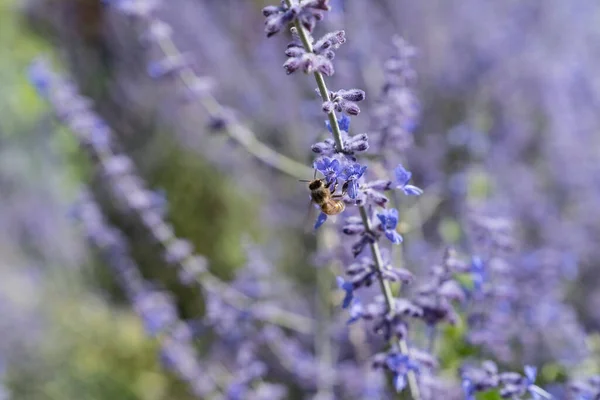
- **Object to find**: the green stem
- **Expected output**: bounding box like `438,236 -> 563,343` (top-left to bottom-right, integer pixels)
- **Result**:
154,29 -> 312,180
286,4 -> 421,398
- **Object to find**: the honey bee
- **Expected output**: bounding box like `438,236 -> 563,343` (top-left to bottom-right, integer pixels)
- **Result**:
300,174 -> 347,216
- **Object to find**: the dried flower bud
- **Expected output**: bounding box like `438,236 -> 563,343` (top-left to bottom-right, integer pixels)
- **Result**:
339,99 -> 360,115
338,89 -> 366,102
322,101 -> 335,113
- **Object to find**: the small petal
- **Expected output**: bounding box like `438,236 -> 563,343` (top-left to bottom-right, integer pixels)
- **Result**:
314,212 -> 328,230
338,114 -> 351,132
336,277 -> 354,308
347,180 -> 359,199
385,230 -> 403,244
394,374 -> 407,392
395,164 -> 412,186
402,184 -> 423,196
524,365 -> 537,383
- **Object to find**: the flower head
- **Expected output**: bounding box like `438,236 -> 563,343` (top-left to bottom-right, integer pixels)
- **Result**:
384,353 -> 419,392
347,298 -> 364,324
263,0 -> 331,37
313,157 -> 341,185
322,88 -> 366,116
339,162 -> 367,199
395,164 -> 423,196
376,208 -> 403,244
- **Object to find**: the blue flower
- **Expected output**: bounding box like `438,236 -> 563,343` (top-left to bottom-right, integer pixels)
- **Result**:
524,366 -> 552,399
313,157 -> 341,185
385,353 -> 419,392
134,291 -> 177,336
325,114 -> 351,133
336,276 -> 355,308
314,211 -> 328,230
28,60 -> 51,96
471,256 -> 485,294
347,298 -> 364,324
395,164 -> 423,196
461,378 -> 476,400
339,162 -> 367,199
376,208 -> 403,244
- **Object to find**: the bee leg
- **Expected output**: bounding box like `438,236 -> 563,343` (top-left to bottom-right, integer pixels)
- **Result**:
331,180 -> 338,194
329,180 -> 339,194
341,181 -> 349,196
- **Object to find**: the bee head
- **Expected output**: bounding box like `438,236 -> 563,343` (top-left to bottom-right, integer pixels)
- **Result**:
308,179 -> 324,190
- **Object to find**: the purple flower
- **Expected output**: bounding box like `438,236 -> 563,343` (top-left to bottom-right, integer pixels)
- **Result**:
384,353 -> 419,392
133,291 -> 178,336
377,208 -> 403,244
322,88 -> 366,116
325,114 -> 351,133
395,164 -> 423,196
524,366 -> 552,399
336,276 -> 355,308
347,299 -> 364,324
462,378 -> 476,400
339,163 -> 367,199
313,157 -> 341,185
470,256 -> 485,294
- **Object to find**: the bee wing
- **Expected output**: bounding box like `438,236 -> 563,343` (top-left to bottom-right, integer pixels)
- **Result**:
303,198 -> 324,234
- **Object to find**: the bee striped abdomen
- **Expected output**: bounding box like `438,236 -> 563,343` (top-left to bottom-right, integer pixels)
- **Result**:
321,200 -> 345,215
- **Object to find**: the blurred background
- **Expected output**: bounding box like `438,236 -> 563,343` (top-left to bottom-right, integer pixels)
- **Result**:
2,0 -> 600,398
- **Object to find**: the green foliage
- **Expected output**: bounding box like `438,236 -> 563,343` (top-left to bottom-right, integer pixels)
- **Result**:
7,294 -> 197,400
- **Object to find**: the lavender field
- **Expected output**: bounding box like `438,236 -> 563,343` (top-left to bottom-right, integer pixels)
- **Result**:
1,0 -> 600,399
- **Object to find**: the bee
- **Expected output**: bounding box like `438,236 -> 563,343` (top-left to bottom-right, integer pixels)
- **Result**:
300,173 -> 347,216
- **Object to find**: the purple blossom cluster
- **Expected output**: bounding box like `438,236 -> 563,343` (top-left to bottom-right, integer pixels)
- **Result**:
461,361 -> 551,400
261,1 -> 468,398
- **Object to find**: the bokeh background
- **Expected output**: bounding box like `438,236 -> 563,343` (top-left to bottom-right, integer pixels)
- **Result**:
2,0 -> 600,398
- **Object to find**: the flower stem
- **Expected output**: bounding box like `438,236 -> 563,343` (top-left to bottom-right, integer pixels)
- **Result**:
153,26 -> 312,180
290,16 -> 344,153
286,6 -> 421,398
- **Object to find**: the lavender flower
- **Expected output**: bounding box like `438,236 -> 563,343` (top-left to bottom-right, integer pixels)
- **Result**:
336,276 -> 355,308
395,164 -> 423,196
263,0 -> 331,37
322,88 -> 366,116
338,163 -> 367,199
461,362 -> 552,400
373,352 -> 420,392
313,157 -> 341,185
284,30 -> 346,76
376,208 -> 403,244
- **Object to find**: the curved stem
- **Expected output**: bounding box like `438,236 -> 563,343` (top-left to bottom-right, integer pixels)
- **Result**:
155,35 -> 312,180
287,5 -> 421,398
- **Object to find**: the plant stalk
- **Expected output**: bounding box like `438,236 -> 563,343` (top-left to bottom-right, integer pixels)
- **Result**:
286,6 -> 421,398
